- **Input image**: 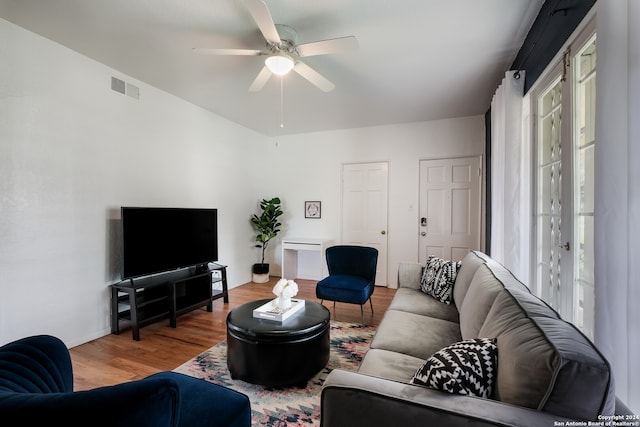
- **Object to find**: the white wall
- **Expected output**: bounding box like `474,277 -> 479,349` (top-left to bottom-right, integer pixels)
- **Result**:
0,17 -> 485,349
264,117 -> 485,286
0,19 -> 269,347
594,0 -> 640,412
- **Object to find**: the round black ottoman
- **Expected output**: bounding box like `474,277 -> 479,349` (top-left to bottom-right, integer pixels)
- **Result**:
226,299 -> 330,387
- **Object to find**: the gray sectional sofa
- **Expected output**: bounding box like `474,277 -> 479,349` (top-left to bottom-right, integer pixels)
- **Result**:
321,251 -> 632,426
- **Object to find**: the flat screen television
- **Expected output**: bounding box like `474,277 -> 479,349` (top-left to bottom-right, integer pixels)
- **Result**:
121,207 -> 218,279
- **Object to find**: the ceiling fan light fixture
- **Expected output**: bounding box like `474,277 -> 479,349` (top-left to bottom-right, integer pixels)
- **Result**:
265,52 -> 294,75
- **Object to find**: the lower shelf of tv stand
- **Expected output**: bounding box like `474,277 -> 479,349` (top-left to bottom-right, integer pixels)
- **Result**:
111,264 -> 229,341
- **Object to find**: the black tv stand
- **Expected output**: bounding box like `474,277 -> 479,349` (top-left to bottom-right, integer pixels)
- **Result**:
194,263 -> 210,274
111,264 -> 229,340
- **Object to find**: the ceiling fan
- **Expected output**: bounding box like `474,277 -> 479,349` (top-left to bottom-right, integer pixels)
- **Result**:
194,0 -> 358,92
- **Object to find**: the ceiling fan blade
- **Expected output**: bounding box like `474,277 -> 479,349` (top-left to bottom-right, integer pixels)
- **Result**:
192,48 -> 264,56
243,0 -> 281,46
249,66 -> 273,92
297,36 -> 358,57
293,62 -> 335,92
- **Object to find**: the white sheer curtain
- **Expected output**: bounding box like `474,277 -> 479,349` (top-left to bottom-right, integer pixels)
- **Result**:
595,0 -> 639,412
490,71 -> 530,280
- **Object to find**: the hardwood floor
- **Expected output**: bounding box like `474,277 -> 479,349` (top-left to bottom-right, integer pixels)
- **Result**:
69,277 -> 395,391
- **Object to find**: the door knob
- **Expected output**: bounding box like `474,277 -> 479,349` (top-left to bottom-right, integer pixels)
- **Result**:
421,232 -> 426,236
381,230 -> 386,235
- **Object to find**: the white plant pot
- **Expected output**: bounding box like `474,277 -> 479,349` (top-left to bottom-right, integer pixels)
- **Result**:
252,272 -> 269,283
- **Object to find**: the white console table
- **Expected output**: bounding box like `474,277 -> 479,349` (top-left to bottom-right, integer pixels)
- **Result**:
281,237 -> 334,281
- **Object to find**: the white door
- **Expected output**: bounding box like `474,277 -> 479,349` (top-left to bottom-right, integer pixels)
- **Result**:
419,157 -> 482,262
342,162 -> 388,286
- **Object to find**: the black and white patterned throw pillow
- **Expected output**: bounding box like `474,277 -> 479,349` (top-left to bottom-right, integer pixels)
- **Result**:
419,256 -> 461,304
410,338 -> 498,398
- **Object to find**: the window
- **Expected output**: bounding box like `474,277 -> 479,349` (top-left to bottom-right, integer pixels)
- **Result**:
535,75 -> 564,313
573,35 -> 597,338
531,21 -> 596,339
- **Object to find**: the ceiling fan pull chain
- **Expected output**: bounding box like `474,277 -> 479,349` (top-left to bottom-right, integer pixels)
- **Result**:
280,75 -> 285,128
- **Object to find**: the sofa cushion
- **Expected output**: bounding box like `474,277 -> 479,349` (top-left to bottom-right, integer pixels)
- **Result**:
370,310 -> 462,360
397,262 -> 424,290
458,265 -> 506,340
358,348 -> 426,383
410,338 -> 497,398
452,251 -> 487,308
388,288 -> 459,323
506,287 -> 560,319
420,256 -> 461,304
479,283 -> 615,420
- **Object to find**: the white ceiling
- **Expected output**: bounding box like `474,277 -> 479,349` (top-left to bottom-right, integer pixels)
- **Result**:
1,0 -> 543,136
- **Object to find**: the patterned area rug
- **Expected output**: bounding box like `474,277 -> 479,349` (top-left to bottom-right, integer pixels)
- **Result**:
174,320 -> 376,426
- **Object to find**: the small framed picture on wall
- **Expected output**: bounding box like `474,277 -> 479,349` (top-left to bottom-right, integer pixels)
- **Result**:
305,201 -> 321,219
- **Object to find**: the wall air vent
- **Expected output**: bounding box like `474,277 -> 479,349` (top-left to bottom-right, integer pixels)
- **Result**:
126,82 -> 140,100
111,76 -> 140,100
111,76 -> 126,95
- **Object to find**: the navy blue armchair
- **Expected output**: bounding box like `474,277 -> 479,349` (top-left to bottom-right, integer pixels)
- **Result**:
0,335 -> 250,427
316,245 -> 378,323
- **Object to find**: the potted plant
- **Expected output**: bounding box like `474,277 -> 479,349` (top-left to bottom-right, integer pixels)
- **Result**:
250,197 -> 283,283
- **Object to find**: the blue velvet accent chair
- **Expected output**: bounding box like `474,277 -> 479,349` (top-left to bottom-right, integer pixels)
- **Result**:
316,245 -> 378,323
0,334 -> 251,427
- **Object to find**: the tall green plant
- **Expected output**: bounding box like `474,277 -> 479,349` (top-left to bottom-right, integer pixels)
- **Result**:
251,197 -> 283,264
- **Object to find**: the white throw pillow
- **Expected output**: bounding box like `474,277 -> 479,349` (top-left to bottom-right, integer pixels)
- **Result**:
419,256 -> 461,304
410,338 -> 498,398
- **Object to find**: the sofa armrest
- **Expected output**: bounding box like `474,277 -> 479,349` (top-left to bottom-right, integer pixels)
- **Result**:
397,262 -> 423,290
321,370 -> 571,427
